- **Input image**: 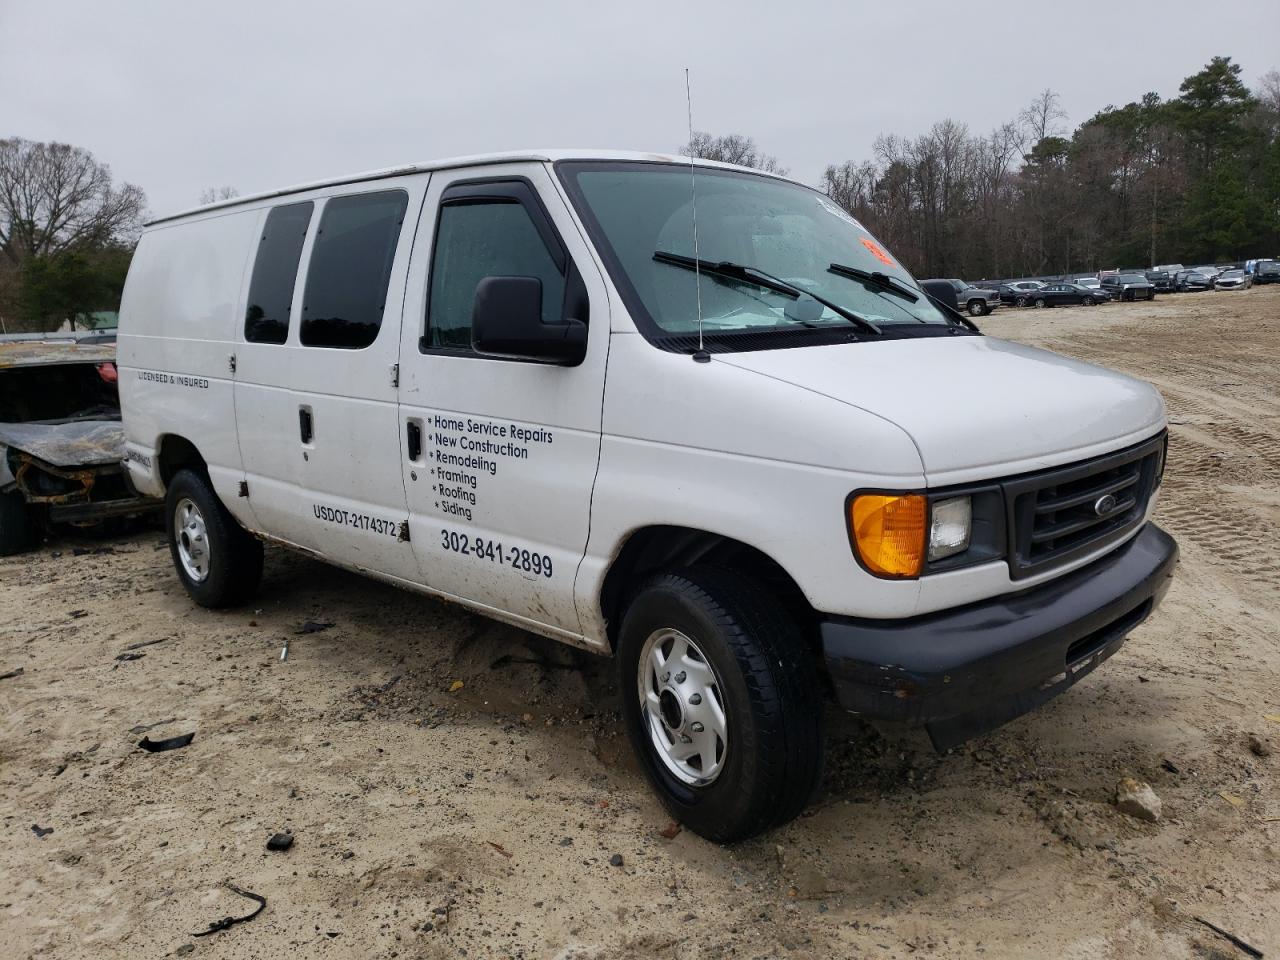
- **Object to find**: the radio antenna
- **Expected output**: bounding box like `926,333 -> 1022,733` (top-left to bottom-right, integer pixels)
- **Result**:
685,68 -> 708,362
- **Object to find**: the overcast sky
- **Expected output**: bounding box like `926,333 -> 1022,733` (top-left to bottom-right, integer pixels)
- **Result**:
3,0 -> 1277,220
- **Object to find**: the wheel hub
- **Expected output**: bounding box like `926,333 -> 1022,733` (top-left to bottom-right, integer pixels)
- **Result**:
637,629 -> 727,786
658,688 -> 684,731
174,497 -> 211,583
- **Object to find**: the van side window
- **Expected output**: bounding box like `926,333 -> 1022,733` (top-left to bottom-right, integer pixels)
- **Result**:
300,190 -> 408,350
424,186 -> 567,353
245,201 -> 313,344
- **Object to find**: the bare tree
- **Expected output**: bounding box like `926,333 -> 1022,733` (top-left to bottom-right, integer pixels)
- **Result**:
1256,69 -> 1280,138
822,160 -> 877,221
0,138 -> 145,265
1260,69 -> 1280,112
1019,88 -> 1068,146
681,132 -> 788,175
200,186 -> 240,205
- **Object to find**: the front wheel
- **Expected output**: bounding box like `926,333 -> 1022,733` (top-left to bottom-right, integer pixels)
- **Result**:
165,469 -> 263,607
617,568 -> 824,842
967,300 -> 985,318
1034,297 -> 1047,308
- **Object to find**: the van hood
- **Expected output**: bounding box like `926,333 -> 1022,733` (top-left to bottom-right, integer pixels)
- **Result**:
712,335 -> 1165,480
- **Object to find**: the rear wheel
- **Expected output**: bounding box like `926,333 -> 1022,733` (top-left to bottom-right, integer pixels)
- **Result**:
165,469 -> 262,607
1034,297 -> 1047,308
617,567 -> 824,842
0,490 -> 38,556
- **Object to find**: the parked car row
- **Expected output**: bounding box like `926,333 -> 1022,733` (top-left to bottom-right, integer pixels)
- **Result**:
920,256 -> 1276,316
1164,263 -> 1269,292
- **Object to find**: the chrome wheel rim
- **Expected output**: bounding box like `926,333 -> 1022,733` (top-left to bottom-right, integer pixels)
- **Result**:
637,628 -> 727,786
174,497 -> 210,583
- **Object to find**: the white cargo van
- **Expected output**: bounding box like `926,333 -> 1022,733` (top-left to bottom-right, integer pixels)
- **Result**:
119,150 -> 1177,841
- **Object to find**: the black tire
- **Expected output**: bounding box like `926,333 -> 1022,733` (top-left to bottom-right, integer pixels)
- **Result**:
164,468 -> 262,607
0,490 -> 38,556
966,299 -> 985,318
617,567 -> 824,842
1034,297 -> 1047,308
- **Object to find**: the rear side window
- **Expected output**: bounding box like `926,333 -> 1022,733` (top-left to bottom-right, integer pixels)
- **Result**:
245,202 -> 313,344
425,194 -> 566,353
301,190 -> 408,349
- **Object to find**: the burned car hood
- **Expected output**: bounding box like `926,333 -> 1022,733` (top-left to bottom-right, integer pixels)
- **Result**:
0,420 -> 125,469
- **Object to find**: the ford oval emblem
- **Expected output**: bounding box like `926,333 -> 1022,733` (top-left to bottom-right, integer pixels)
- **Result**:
1094,493 -> 1119,517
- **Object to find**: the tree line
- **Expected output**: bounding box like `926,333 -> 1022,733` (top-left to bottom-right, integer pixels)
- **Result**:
2,55 -> 1276,330
688,57 -> 1280,281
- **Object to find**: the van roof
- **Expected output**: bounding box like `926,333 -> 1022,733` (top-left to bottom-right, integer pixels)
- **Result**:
147,149 -> 802,227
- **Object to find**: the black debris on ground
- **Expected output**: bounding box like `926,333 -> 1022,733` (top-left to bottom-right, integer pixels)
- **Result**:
138,732 -> 195,753
191,883 -> 267,937
123,638 -> 167,651
266,832 -> 294,852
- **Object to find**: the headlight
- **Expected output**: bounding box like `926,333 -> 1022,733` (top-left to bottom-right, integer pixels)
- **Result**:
928,496 -> 972,561
849,490 -> 1002,578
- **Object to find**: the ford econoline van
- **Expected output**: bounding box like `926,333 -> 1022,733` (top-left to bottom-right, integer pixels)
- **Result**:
118,150 -> 1177,841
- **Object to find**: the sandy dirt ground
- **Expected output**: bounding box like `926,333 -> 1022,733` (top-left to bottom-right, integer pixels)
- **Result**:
2,287 -> 1278,960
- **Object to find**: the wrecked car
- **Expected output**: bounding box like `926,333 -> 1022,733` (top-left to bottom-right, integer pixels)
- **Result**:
0,333 -> 159,554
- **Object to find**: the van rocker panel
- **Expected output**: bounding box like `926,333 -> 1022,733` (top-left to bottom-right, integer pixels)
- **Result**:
820,522 -> 1177,750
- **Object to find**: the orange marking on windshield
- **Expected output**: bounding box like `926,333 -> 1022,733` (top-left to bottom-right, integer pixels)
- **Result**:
859,237 -> 896,267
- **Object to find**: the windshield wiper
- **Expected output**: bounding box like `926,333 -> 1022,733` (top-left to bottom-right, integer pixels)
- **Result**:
653,251 -> 882,336
827,262 -> 919,302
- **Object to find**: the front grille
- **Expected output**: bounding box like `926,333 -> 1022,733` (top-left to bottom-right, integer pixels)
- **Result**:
1005,432 -> 1165,579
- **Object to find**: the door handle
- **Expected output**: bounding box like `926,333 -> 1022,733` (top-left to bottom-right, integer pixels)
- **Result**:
298,406 -> 313,444
406,420 -> 422,461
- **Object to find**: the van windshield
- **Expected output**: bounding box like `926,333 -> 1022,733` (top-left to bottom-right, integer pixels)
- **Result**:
557,161 -> 952,350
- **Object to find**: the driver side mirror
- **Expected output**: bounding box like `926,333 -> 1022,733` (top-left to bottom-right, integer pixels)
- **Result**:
471,276 -> 587,365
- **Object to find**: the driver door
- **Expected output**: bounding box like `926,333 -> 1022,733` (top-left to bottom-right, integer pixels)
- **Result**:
396,163 -> 610,639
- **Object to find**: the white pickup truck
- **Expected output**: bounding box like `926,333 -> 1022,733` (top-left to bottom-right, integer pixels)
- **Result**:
118,150 -> 1177,841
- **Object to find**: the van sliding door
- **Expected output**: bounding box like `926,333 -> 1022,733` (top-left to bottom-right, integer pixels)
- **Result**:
234,178 -> 428,581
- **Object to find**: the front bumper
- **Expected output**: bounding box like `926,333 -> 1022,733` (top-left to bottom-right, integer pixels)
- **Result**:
821,522 -> 1177,750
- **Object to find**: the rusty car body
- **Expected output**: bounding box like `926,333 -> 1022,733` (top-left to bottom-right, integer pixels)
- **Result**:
0,333 -> 159,553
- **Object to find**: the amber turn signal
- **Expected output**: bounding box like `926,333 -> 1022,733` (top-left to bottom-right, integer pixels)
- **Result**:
850,494 -> 927,578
